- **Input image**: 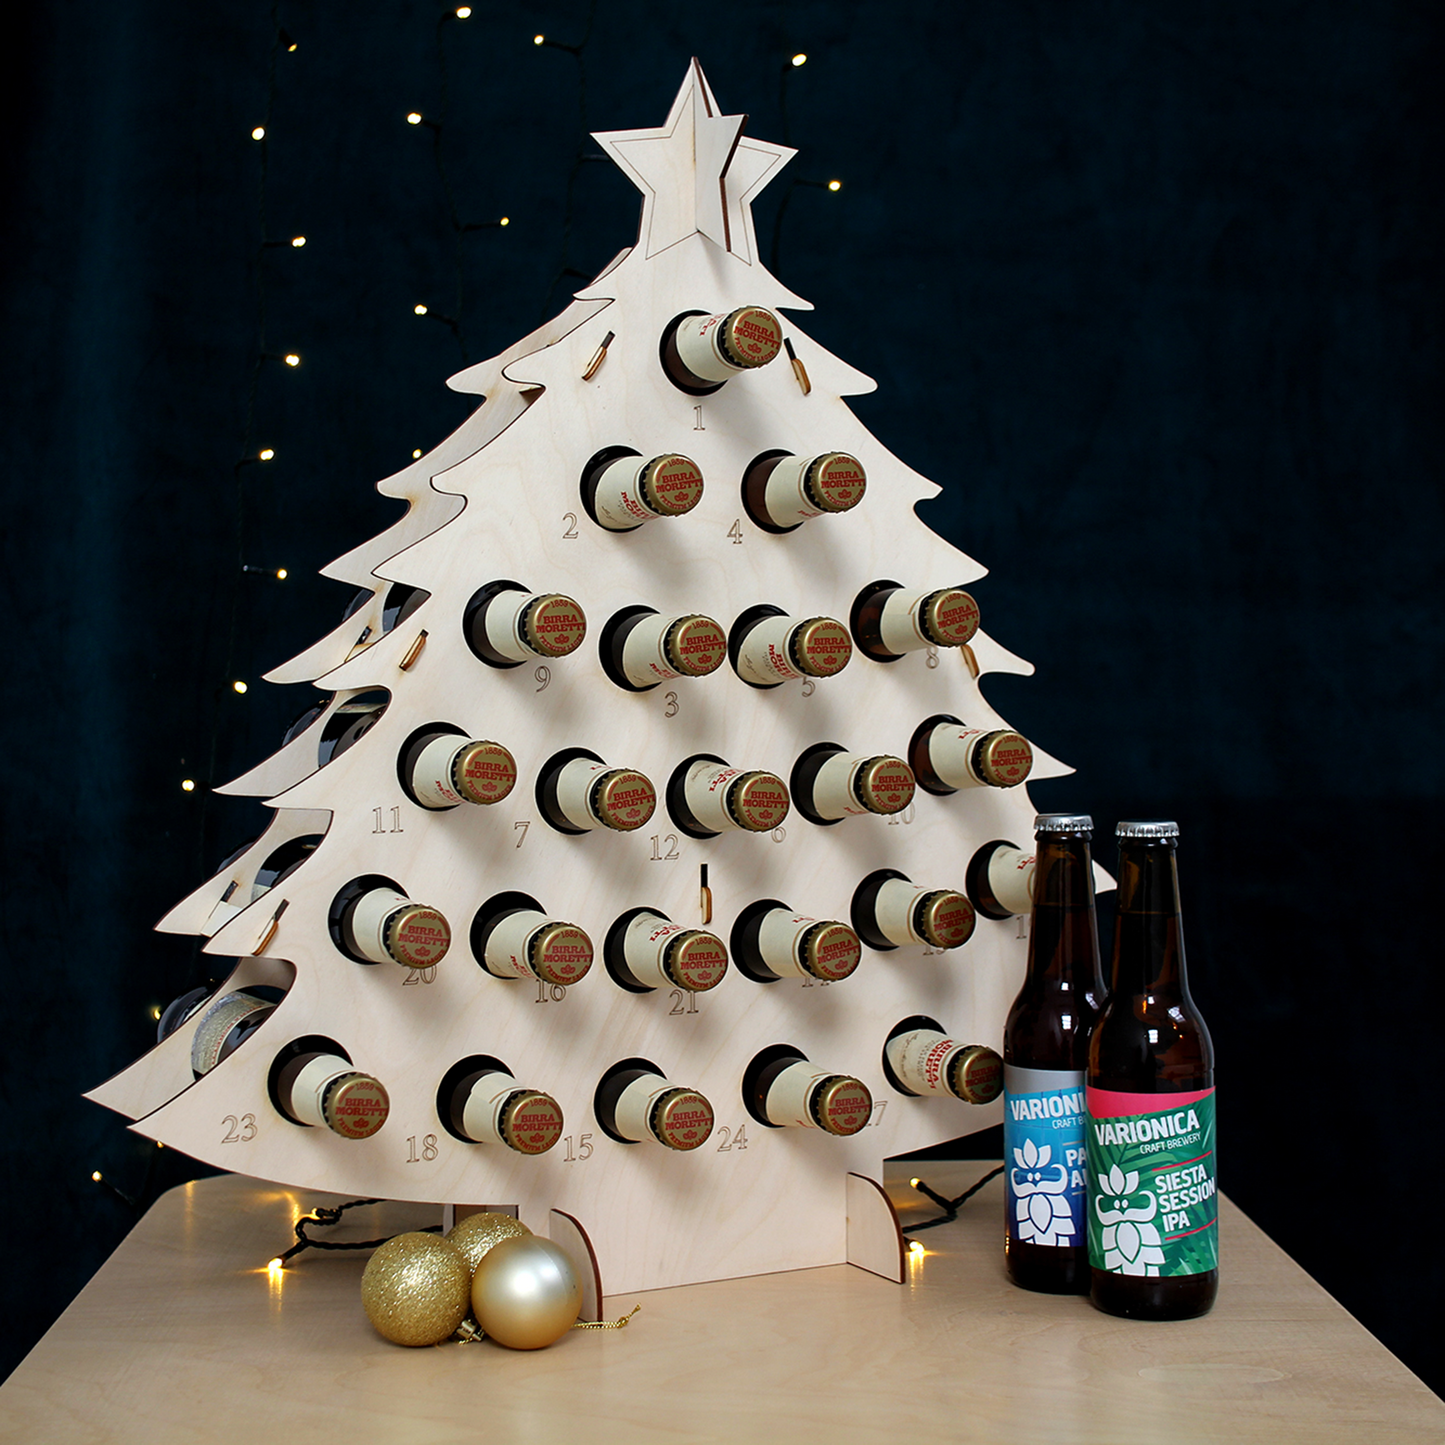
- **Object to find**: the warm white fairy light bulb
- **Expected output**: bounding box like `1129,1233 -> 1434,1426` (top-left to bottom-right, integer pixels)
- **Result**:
499,216 -> 510,226
455,5 -> 471,15
412,449 -> 423,459
259,448 -> 275,460
251,126 -> 265,140
233,681 -> 248,694
291,235 -> 306,247
791,53 -> 807,67
828,179 -> 842,191
284,353 -> 300,367
534,34 -> 544,45
414,304 -> 428,315
181,779 -> 196,792
275,568 -> 288,580
406,112 -> 423,125
91,1171 -> 103,1183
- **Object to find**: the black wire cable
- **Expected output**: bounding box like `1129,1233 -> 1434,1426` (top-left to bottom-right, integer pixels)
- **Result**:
904,1165 -> 1006,1237
271,1198 -> 442,1267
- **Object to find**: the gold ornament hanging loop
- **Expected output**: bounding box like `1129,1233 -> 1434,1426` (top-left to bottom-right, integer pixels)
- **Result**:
573,1304 -> 641,1331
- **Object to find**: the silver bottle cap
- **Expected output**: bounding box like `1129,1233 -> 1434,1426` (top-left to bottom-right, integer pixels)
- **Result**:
1034,813 -> 1093,835
1116,820 -> 1179,839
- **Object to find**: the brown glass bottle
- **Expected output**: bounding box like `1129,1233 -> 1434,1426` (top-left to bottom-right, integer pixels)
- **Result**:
659,307 -> 783,394
1088,821 -> 1217,1320
1003,815 -> 1105,1294
850,580 -> 980,662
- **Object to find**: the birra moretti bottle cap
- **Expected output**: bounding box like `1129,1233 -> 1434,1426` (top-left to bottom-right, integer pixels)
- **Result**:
1035,813 -> 1093,835
519,594 -> 588,658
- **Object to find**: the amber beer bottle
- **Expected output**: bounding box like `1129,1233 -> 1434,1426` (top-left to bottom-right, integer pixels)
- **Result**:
1087,821 -> 1217,1320
1003,815 -> 1106,1293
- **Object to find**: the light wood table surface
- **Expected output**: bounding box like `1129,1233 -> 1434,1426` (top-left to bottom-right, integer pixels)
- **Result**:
2,1163 -> 1439,1444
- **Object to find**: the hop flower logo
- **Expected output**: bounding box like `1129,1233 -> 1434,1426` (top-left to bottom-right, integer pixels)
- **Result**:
1093,1164 -> 1165,1275
1009,1138 -> 1075,1246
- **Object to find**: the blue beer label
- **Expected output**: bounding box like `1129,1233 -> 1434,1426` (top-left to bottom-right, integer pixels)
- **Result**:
1004,1065 -> 1087,1249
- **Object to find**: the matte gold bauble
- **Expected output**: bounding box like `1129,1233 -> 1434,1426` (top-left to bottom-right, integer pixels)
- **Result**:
471,1235 -> 581,1349
361,1232 -> 471,1347
445,1210 -> 532,1278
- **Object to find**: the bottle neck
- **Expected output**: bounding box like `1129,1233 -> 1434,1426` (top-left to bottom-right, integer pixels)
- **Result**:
1109,839 -> 1187,996
1025,834 -> 1102,990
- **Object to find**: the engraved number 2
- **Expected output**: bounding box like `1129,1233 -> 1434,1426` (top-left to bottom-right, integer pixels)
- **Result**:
561,512 -> 579,539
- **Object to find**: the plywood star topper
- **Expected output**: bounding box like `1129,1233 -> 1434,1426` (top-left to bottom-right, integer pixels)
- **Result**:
594,59 -> 795,263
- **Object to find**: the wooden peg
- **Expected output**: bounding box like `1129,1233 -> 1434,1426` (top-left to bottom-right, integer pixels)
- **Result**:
784,337 -> 811,395
252,899 -> 289,956
582,330 -> 615,382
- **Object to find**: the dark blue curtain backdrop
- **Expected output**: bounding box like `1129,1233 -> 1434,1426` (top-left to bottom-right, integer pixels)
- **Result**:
3,0 -> 1440,1394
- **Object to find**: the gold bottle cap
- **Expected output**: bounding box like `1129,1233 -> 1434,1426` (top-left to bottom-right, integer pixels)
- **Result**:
852,755 -> 917,815
974,731 -> 1033,788
651,1088 -> 714,1151
638,454 -> 705,516
811,1076 -> 873,1136
919,589 -> 981,648
453,740 -> 518,805
529,922 -> 594,986
664,615 -> 727,677
498,1090 -> 565,1155
949,1045 -> 1003,1105
803,453 -> 867,513
384,904 -> 452,969
663,930 -> 729,992
914,890 -> 976,950
799,921 -> 862,981
726,771 -> 791,831
323,1073 -> 390,1139
520,594 -> 587,658
717,307 -> 783,370
790,617 -> 853,677
589,768 -> 657,831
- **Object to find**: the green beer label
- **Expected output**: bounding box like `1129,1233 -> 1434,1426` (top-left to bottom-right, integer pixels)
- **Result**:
1086,1086 -> 1217,1277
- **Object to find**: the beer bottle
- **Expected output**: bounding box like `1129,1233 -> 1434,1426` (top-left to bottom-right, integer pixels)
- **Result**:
399,725 -> 518,810
1087,821 -> 1217,1320
268,1037 -> 389,1139
328,877 -> 451,971
742,1045 -> 874,1136
850,581 -> 979,662
581,449 -> 705,532
729,606 -> 853,688
599,606 -> 727,691
660,307 -> 783,394
464,581 -> 586,668
741,450 -> 866,532
730,900 -> 863,983
438,1057 -> 565,1155
594,1059 -> 715,1150
536,749 -> 657,834
470,892 -> 594,987
667,754 -> 791,837
604,907 -> 729,994
790,743 -> 915,825
850,869 -> 976,952
1003,814 -> 1105,1294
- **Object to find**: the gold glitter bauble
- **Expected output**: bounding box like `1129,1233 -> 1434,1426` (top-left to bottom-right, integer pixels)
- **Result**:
361,1232 -> 471,1347
471,1235 -> 581,1350
445,1210 -> 532,1278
